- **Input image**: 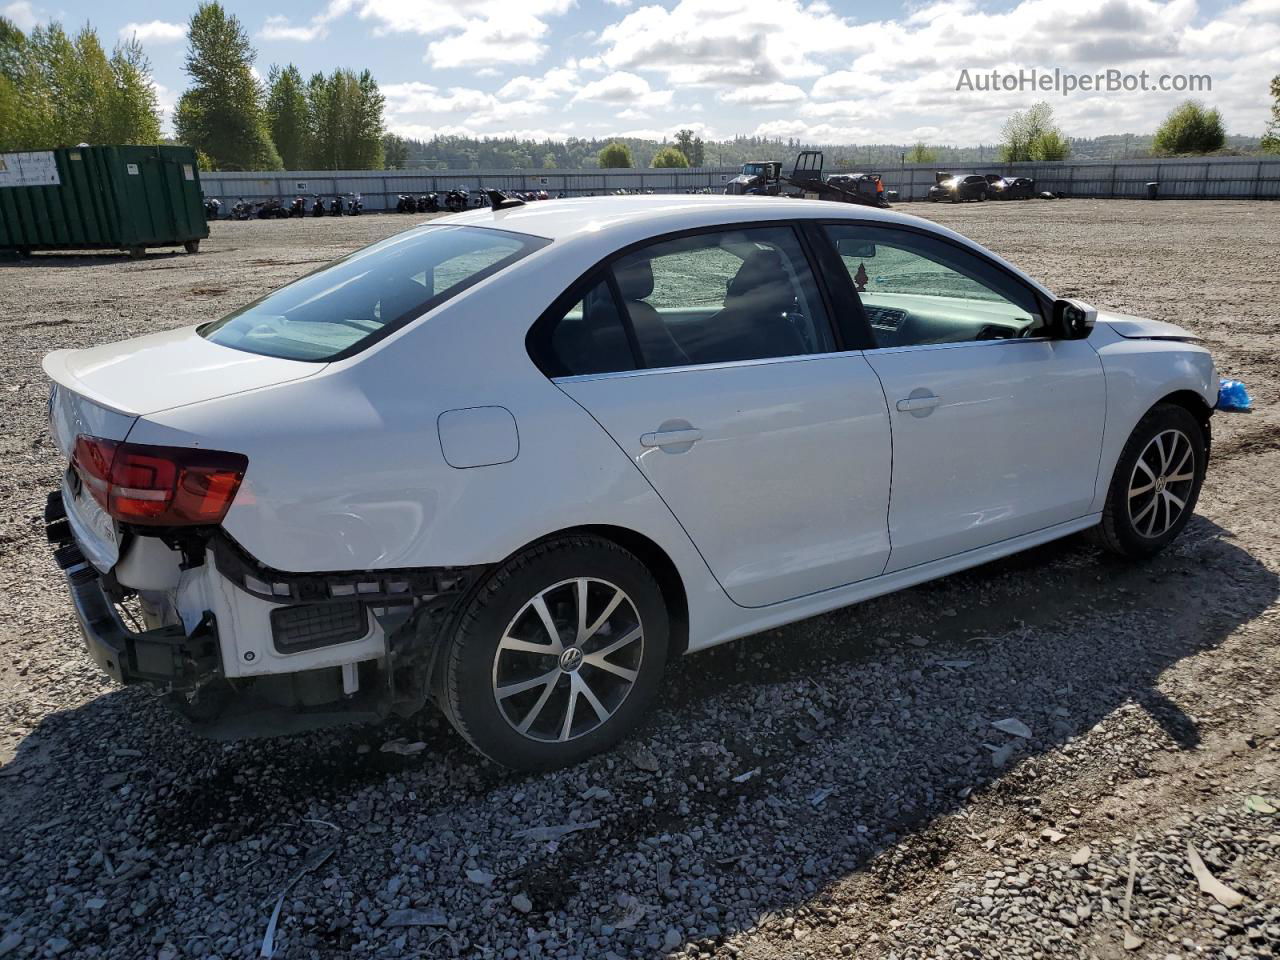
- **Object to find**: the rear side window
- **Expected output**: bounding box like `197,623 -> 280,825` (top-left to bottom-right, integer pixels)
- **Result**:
539,278 -> 638,377
201,225 -> 547,361
610,227 -> 834,368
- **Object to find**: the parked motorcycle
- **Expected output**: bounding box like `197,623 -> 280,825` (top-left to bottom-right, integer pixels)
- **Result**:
331,195 -> 345,216
348,193 -> 363,216
203,197 -> 222,220
257,198 -> 288,219
312,196 -> 326,217
289,196 -> 307,217
445,188 -> 469,213
396,194 -> 416,213
231,198 -> 253,221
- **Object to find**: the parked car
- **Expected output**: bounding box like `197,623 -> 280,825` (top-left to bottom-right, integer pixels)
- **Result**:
987,175 -> 1037,200
928,173 -> 990,202
43,195 -> 1215,770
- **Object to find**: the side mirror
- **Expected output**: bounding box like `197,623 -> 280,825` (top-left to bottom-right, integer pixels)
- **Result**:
836,238 -> 876,259
1051,298 -> 1096,339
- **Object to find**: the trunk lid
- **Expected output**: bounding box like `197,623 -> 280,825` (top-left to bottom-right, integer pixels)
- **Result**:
42,325 -> 326,418
44,326 -> 324,573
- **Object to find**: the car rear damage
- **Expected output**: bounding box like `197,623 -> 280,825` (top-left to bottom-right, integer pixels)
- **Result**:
42,363 -> 487,735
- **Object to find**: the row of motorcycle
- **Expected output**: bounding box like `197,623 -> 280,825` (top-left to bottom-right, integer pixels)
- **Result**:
394,189 -> 556,214
203,195 -> 365,220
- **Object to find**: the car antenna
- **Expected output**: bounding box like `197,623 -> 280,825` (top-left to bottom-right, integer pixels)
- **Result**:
486,189 -> 525,210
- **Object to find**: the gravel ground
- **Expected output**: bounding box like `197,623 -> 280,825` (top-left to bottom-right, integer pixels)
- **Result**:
1,200 -> 1278,960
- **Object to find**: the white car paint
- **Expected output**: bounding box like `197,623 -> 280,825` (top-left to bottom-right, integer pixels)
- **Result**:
43,195 -> 1216,694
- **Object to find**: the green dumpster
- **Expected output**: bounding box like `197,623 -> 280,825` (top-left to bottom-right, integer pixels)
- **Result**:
0,145 -> 209,259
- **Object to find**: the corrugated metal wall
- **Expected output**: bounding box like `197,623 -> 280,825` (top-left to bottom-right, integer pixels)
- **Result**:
199,156 -> 1280,211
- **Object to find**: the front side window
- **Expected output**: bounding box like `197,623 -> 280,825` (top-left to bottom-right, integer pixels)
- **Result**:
609,227 -> 834,369
823,224 -> 1044,348
201,225 -> 547,361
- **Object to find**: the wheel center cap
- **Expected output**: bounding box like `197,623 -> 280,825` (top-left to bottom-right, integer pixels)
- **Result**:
1155,476 -> 1167,493
559,647 -> 584,672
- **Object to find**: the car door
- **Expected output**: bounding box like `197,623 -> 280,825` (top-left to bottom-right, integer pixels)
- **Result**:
820,222 -> 1106,573
532,224 -> 893,608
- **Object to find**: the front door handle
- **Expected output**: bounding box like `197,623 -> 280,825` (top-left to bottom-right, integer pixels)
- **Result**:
640,427 -> 703,449
895,394 -> 942,413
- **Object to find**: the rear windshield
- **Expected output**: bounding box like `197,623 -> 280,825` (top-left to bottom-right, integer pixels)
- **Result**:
200,224 -> 548,361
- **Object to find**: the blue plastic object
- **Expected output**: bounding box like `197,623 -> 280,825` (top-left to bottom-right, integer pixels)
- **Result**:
1217,378 -> 1253,412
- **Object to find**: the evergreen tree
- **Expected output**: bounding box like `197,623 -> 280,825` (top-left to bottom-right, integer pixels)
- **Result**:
303,68 -> 385,169
175,2 -> 280,170
266,64 -> 308,168
382,132 -> 409,169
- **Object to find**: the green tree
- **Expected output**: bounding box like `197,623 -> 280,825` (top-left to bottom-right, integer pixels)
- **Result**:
266,64 -> 308,168
1153,99 -> 1225,155
541,151 -> 558,169
1263,76 -> 1280,154
105,37 -> 162,145
382,132 -> 409,169
0,17 -> 27,148
651,145 -> 689,168
303,68 -> 385,169
999,101 -> 1070,162
598,140 -> 633,168
673,129 -> 705,166
905,142 -> 938,164
0,20 -> 161,150
175,2 -> 280,170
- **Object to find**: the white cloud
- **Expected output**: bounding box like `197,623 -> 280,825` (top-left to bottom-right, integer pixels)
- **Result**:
596,0 -> 876,85
119,20 -> 186,44
497,67 -> 580,101
2,0 -> 40,29
719,82 -> 807,107
260,14 -> 328,41
574,70 -> 673,108
329,0 -> 575,68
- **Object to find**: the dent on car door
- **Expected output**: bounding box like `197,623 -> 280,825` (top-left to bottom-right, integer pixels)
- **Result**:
821,223 -> 1107,572
532,224 -> 893,608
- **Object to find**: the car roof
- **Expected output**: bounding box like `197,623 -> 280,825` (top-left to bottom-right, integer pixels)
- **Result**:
437,194 -> 1056,302
444,194 -> 918,242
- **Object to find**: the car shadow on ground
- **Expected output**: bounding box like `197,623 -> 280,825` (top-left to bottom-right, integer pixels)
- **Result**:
0,251 -> 186,267
2,515 -> 1274,958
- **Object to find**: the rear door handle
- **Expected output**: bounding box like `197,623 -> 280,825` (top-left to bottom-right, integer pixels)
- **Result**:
640,428 -> 703,448
895,395 -> 942,412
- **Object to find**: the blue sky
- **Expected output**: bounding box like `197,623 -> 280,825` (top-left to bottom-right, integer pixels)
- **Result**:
3,0 -> 1276,144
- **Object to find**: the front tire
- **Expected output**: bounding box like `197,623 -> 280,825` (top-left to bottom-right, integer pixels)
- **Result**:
1097,404 -> 1206,558
436,535 -> 669,770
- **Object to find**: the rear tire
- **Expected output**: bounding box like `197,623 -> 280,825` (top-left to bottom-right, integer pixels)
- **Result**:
1097,403 -> 1206,558
436,535 -> 669,770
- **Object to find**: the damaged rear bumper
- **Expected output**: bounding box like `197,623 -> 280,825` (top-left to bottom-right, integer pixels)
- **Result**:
45,488 -> 487,731
48,497 -> 221,688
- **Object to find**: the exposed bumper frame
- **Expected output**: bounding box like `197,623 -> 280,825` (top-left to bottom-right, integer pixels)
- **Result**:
48,492 -> 221,687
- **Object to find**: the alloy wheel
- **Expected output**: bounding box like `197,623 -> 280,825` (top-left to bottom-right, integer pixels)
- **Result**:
491,578 -> 644,742
1127,428 -> 1196,538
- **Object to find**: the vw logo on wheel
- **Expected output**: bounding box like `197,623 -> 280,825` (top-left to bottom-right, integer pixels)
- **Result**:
559,647 -> 584,672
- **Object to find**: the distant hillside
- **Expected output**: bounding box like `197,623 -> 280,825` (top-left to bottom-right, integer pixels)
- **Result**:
392,132 -> 1268,171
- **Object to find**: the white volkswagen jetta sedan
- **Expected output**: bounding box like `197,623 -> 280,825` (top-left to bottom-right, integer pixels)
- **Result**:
43,195 -> 1215,769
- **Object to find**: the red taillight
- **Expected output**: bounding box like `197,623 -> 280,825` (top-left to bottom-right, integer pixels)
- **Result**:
72,435 -> 247,526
